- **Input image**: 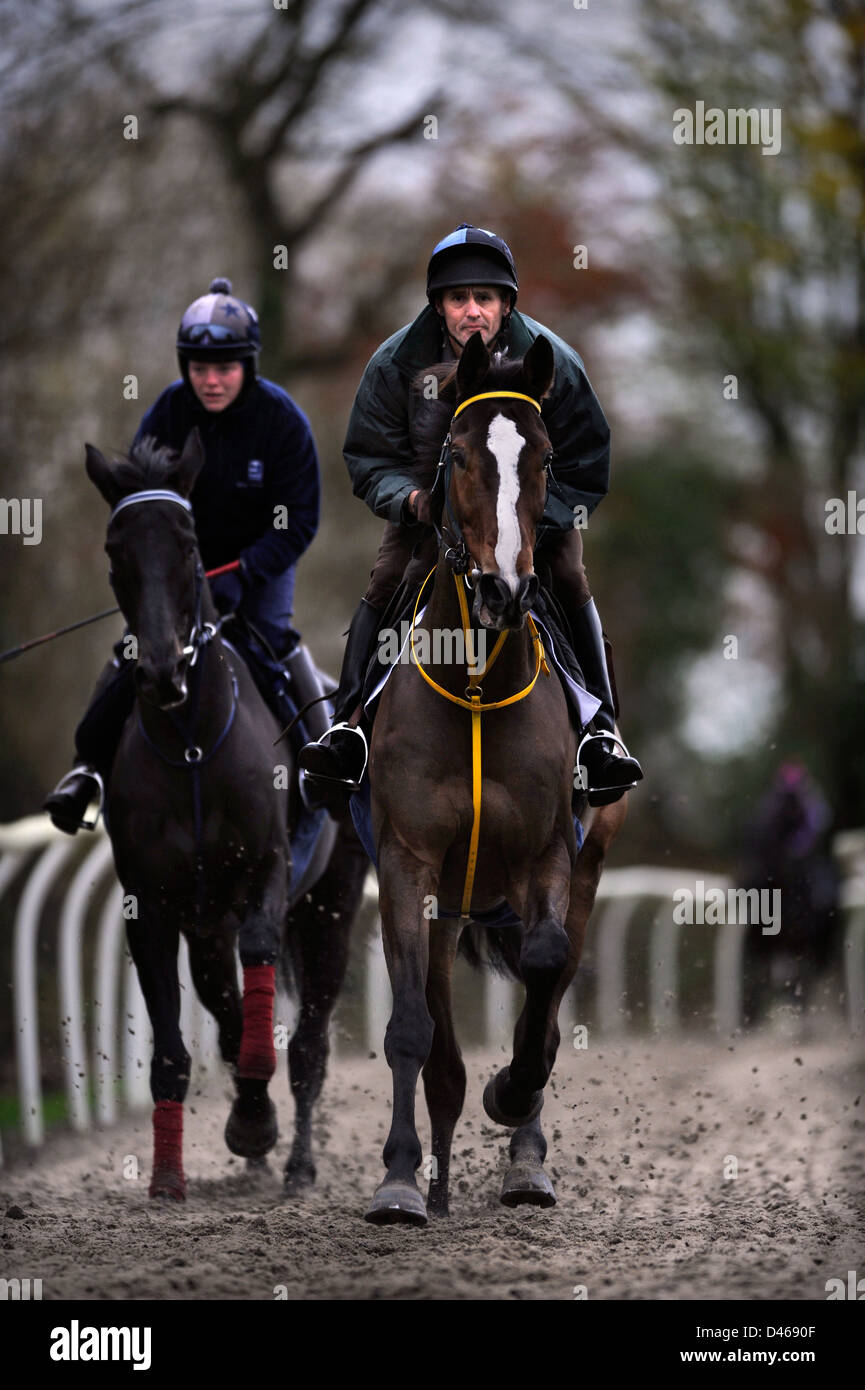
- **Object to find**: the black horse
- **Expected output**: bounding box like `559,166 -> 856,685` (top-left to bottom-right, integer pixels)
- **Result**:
84,429 -> 367,1198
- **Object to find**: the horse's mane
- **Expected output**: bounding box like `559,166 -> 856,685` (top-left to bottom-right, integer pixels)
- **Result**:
108,435 -> 181,491
410,351 -> 532,472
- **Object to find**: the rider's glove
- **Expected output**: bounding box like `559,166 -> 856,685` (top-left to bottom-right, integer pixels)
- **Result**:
209,569 -> 244,615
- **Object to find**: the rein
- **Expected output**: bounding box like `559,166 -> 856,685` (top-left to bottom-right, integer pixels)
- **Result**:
416,389 -> 555,918
410,563 -> 550,922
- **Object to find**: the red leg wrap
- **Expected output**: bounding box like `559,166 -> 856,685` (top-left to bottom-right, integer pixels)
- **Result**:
237,964 -> 277,1080
150,1100 -> 186,1200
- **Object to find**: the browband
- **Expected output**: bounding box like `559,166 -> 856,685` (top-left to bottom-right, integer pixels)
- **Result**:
109,489 -> 193,521
453,390 -> 542,420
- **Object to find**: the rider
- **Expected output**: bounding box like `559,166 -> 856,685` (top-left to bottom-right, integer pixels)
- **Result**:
44,277 -> 323,834
298,224 -> 643,811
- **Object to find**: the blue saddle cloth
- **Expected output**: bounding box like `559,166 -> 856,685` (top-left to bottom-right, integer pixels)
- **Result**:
350,777 -> 583,930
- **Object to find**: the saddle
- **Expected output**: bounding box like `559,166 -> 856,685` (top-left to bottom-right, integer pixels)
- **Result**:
359,570 -> 591,732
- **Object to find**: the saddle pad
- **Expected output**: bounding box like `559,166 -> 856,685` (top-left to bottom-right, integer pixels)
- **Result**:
222,636 -> 335,908
363,605 -> 601,727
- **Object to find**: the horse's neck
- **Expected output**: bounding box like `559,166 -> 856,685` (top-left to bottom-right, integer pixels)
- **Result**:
423,555 -> 534,697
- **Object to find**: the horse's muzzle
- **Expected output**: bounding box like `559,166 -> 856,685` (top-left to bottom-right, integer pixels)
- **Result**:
135,659 -> 188,709
476,572 -> 539,630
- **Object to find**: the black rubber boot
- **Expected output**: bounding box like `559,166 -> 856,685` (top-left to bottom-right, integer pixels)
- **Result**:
297,599 -> 382,811
43,656 -> 134,834
569,598 -> 643,807
43,765 -> 105,835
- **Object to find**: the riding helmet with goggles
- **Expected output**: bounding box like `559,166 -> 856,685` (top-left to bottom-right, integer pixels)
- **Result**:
426,224 -> 519,307
176,277 -> 261,392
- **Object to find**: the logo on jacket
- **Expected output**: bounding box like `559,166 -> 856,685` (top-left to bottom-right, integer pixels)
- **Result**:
246,458 -> 264,486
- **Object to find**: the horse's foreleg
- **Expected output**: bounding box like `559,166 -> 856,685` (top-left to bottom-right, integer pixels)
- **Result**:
126,912 -> 189,1201
484,836 -> 572,1127
187,932 -> 242,1068
421,921 -> 466,1218
365,835 -> 437,1227
224,850 -> 286,1161
495,801 -> 627,1205
282,826 -> 364,1195
501,1115 -> 557,1208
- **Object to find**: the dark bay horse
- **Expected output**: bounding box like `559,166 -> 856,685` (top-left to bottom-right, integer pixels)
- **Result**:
365,332 -> 627,1224
85,430 -> 367,1199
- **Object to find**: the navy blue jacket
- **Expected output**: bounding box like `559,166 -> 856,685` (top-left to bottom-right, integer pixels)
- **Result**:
133,378 -> 320,585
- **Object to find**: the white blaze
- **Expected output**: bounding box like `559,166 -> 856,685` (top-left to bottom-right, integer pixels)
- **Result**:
487,412 -> 525,592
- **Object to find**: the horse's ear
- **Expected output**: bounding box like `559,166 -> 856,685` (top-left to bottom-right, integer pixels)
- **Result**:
523,334 -> 555,401
456,330 -> 490,395
173,428 -> 205,497
85,444 -> 120,504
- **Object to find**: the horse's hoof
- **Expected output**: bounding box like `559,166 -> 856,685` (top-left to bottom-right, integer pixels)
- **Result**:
282,1164 -> 316,1197
500,1161 -> 557,1209
364,1180 -> 428,1226
224,1095 -> 278,1158
149,1168 -> 186,1201
483,1067 -> 544,1127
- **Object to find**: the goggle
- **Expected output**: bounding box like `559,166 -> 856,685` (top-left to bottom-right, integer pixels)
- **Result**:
182,323 -> 244,345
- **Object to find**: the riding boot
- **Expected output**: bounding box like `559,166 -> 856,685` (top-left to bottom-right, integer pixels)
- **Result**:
297,598 -> 382,810
43,657 -> 135,834
568,598 -> 643,807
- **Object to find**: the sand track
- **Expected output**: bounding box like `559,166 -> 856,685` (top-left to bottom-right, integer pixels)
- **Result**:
2,1034 -> 863,1301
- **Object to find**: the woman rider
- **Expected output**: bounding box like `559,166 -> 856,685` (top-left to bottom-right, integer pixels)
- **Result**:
44,277 -> 323,832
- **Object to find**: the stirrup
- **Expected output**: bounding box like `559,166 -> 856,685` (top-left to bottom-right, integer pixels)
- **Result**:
574,730 -> 638,796
51,765 -> 105,830
298,723 -> 368,801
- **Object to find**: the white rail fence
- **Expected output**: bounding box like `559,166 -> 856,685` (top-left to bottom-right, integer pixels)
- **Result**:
1,816 -> 863,1165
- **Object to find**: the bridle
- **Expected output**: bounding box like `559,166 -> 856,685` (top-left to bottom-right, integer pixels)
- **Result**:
414,390 -> 557,919
108,489 -> 222,670
107,486 -> 238,919
430,390 -> 551,581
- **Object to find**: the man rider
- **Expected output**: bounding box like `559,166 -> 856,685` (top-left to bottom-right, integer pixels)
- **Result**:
298,224 -> 642,811
44,277 -> 322,833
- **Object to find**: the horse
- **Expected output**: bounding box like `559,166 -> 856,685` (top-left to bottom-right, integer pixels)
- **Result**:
83,429 -> 368,1199
363,330 -> 628,1224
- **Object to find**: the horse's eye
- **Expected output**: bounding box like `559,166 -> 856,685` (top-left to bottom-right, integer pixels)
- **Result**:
451,448 -> 466,470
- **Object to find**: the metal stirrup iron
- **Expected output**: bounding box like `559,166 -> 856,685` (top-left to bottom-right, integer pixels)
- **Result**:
51,765 -> 106,830
575,730 -> 638,793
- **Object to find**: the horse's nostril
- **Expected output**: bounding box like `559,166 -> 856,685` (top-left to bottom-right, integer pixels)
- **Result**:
518,575 -> 539,612
479,574 -> 510,612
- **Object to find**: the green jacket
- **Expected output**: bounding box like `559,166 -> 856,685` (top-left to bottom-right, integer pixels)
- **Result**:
343,305 -> 610,531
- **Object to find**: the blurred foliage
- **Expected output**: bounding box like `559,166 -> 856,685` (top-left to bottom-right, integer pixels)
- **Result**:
0,0 -> 862,869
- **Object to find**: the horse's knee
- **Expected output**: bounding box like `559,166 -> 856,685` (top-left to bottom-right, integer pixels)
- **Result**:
520,919 -> 570,978
150,1044 -> 191,1103
384,1003 -> 435,1069
238,914 -> 282,967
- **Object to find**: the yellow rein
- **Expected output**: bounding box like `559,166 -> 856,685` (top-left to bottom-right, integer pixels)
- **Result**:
409,565 -> 551,918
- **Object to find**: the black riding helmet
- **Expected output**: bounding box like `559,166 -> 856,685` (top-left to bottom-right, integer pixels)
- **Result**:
426,224 -> 519,307
176,277 -> 261,394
